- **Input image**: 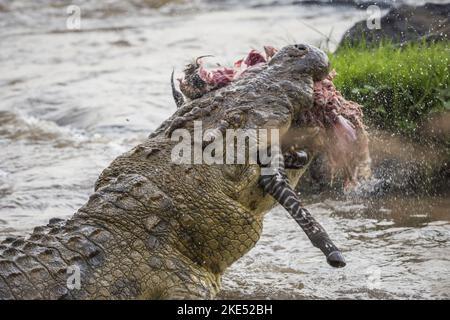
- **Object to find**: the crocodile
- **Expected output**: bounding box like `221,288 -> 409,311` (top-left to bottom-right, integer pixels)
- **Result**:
0,44 -> 367,299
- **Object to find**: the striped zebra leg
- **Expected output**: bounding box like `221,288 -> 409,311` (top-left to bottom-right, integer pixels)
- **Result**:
259,151 -> 346,268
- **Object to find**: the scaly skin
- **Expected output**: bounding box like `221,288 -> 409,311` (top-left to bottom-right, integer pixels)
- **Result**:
0,44 -> 331,299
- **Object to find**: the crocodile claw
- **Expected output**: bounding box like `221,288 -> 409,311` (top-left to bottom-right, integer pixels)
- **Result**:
326,251 -> 346,268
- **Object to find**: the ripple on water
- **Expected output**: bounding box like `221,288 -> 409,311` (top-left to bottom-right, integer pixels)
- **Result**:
220,196 -> 450,299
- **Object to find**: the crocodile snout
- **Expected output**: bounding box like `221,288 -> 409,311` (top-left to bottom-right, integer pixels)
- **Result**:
294,43 -> 330,81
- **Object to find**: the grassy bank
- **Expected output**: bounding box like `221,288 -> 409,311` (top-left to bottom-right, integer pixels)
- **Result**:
329,42 -> 450,138
323,42 -> 450,194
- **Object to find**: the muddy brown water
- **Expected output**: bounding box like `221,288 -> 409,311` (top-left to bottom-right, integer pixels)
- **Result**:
0,0 -> 449,299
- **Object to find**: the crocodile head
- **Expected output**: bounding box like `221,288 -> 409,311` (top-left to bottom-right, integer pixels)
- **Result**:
268,43 -> 330,82
248,44 -> 371,188
177,44 -> 370,188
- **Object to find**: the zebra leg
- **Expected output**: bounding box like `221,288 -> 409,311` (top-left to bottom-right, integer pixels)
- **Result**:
259,152 -> 346,268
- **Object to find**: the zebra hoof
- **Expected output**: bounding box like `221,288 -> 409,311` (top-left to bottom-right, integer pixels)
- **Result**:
294,151 -> 308,167
284,150 -> 309,169
327,251 -> 346,268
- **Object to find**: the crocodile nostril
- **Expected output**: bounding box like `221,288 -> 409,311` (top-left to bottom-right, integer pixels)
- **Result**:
294,44 -> 307,51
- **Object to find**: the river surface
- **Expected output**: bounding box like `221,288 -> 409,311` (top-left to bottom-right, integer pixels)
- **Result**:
0,0 -> 449,299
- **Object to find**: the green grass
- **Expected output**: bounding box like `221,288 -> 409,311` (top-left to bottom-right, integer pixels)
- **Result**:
329,42 -> 450,137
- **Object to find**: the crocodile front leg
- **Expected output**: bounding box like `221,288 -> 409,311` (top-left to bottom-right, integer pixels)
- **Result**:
259,151 -> 346,268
